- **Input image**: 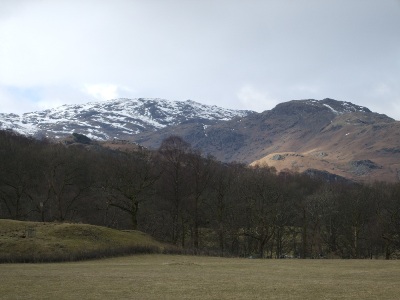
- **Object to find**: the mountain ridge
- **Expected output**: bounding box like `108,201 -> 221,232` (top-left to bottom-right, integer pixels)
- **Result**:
130,98 -> 400,182
1,97 -> 399,182
0,98 -> 254,140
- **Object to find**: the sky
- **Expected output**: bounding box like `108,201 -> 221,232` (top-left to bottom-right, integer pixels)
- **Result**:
1,0 -> 400,120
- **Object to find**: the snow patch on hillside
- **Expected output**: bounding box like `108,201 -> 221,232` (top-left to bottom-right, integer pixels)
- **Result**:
323,104 -> 339,115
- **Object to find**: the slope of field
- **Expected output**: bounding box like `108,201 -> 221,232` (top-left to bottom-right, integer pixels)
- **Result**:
0,219 -> 164,263
1,255 -> 400,299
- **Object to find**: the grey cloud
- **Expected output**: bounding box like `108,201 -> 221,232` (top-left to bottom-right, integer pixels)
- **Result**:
0,0 -> 399,119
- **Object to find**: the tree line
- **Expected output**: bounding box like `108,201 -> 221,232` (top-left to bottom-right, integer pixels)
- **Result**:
1,130 -> 399,259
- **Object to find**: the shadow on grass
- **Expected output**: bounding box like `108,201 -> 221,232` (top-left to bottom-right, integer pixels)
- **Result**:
0,245 -> 161,263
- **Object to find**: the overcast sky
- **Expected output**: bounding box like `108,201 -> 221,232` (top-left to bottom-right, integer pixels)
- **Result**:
1,0 -> 399,120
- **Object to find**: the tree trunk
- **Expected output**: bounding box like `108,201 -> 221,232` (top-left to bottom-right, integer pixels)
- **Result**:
302,208 -> 308,258
131,199 -> 139,230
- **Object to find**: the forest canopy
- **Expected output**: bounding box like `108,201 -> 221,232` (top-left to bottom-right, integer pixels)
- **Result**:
1,130 -> 399,259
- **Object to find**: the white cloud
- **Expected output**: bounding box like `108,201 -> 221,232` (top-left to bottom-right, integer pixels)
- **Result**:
83,84 -> 119,101
392,101 -> 400,121
367,81 -> 400,120
290,84 -> 321,96
36,99 -> 65,111
83,84 -> 135,102
0,85 -> 38,114
237,85 -> 278,112
372,82 -> 394,97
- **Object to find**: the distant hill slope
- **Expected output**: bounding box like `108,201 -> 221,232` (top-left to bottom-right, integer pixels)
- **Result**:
1,97 -> 399,182
133,98 -> 400,182
251,111 -> 400,182
0,98 -> 254,140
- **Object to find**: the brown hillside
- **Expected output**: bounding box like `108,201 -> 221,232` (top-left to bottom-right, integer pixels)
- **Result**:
252,112 -> 400,182
133,99 -> 400,182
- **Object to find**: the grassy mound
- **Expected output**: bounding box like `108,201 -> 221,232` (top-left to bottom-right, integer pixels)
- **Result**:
0,219 -> 164,263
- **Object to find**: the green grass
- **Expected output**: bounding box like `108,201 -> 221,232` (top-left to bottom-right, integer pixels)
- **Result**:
2,220 -> 400,299
0,219 -> 164,262
1,255 -> 400,299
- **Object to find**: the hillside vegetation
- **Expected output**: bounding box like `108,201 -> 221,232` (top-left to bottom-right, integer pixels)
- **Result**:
1,131 -> 400,259
0,219 -> 164,263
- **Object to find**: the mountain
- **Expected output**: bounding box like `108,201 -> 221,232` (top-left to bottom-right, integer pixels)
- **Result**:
1,97 -> 399,182
0,98 -> 253,140
250,103 -> 400,182
132,98 -> 400,182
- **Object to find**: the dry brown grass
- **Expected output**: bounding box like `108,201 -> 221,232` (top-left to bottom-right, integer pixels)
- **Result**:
250,116 -> 400,183
1,255 -> 400,299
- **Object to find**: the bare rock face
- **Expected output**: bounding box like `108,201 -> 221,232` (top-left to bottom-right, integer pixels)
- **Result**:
349,160 -> 382,176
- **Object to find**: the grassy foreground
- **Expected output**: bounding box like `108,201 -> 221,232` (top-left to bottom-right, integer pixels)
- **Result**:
1,255 -> 400,299
0,219 -> 164,262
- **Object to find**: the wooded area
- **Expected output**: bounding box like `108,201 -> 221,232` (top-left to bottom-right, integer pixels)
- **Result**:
1,130 -> 399,259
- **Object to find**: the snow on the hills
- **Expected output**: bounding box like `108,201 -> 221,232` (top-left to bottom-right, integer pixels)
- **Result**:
306,98 -> 370,115
0,98 -> 252,140
323,104 -> 339,115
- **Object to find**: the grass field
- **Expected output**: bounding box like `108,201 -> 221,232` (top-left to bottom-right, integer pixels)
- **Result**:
1,255 -> 400,299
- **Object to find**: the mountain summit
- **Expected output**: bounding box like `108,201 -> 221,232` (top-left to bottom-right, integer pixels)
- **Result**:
0,98 -> 253,140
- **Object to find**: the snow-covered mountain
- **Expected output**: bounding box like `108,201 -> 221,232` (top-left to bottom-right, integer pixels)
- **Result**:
0,98 -> 254,140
